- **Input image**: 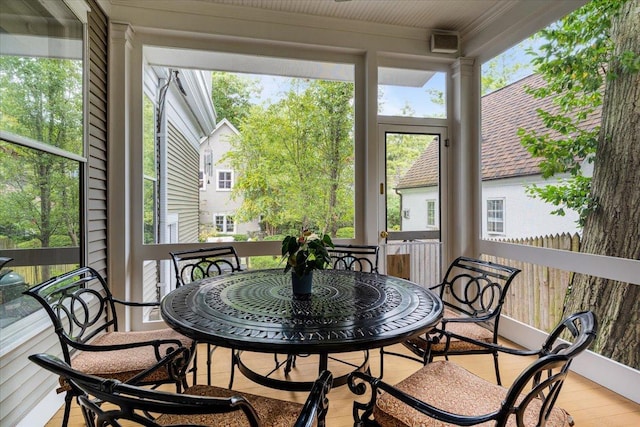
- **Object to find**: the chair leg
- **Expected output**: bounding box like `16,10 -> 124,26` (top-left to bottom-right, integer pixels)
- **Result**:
493,351 -> 502,385
61,392 -> 73,427
228,350 -> 237,389
379,348 -> 385,378
207,344 -> 216,386
191,346 -> 198,385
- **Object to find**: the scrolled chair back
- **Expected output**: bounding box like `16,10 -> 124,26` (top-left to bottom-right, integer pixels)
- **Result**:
23,267 -> 117,363
30,353 -> 333,427
435,256 -> 521,320
170,246 -> 242,286
328,244 -> 379,273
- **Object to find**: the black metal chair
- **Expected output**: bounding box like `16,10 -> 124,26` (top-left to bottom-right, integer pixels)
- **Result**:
170,246 -> 243,386
350,310 -> 597,427
23,266 -> 193,427
30,353 -> 333,427
381,256 -> 521,384
328,244 -> 380,273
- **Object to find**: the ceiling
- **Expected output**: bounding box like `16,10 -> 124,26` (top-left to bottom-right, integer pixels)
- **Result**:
197,0 -> 508,35
105,0 -> 586,62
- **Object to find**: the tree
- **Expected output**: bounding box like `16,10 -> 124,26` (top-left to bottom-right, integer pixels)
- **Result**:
0,57 -> 82,254
211,71 -> 261,125
481,39 -> 534,95
520,0 -> 639,369
224,79 -> 355,237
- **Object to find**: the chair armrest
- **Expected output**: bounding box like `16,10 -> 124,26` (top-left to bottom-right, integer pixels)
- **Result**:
348,371 -> 498,426
294,370 -> 333,427
112,298 -> 160,308
124,346 -> 191,386
67,337 -> 187,362
428,328 -> 541,357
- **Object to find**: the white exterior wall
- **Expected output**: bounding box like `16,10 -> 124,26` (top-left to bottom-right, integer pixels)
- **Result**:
399,187 -> 440,231
400,173 -> 581,240
482,175 -> 580,239
200,120 -> 260,236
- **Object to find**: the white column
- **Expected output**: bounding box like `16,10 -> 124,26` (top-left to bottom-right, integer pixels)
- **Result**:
108,22 -> 134,329
448,57 -> 480,263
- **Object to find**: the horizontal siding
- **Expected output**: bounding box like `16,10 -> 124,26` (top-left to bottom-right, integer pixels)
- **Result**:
1,2 -> 110,425
167,123 -> 199,243
0,318 -> 64,425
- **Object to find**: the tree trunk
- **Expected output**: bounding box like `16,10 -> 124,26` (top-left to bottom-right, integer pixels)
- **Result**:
563,0 -> 640,370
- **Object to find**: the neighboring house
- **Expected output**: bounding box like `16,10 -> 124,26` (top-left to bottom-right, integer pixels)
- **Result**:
199,119 -> 260,239
397,73 -> 599,240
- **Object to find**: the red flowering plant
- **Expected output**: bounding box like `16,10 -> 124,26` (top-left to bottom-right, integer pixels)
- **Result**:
282,230 -> 334,277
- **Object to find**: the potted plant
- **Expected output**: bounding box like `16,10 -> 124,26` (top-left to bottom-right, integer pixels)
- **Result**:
282,230 -> 334,298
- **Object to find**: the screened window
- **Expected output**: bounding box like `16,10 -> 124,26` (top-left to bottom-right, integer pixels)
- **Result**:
0,0 -> 85,330
487,199 -> 505,234
143,95 -> 157,244
142,49 -> 356,243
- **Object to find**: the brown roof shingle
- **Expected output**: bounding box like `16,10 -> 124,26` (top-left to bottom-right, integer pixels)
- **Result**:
396,73 -> 601,189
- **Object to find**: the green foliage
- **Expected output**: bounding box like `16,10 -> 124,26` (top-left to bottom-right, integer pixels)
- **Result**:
336,227 -> 354,239
482,39 -> 535,95
0,56 -> 83,248
224,78 -> 354,236
385,133 -> 435,230
519,0 -> 632,226
247,255 -> 281,270
211,71 -> 261,124
281,231 -> 334,277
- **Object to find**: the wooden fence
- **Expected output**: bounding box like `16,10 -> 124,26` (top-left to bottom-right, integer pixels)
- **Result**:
483,233 -> 580,332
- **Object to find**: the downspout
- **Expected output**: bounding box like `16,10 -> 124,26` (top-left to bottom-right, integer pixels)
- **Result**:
156,75 -> 169,246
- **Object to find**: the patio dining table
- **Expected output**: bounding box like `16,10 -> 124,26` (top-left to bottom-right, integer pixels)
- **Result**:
161,268 -> 443,391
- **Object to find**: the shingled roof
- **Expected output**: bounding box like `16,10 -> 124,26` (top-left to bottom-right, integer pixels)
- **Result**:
397,72 -> 601,189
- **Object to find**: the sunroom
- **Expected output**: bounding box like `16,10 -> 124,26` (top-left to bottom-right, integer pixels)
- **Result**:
0,0 -> 638,426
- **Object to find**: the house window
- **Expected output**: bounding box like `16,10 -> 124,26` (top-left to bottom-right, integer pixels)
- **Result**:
199,170 -> 206,190
214,214 -> 235,233
217,170 -> 233,190
487,199 -> 505,234
426,200 -> 436,227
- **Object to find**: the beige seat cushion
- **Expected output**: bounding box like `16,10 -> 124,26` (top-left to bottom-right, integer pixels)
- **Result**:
157,385 -> 306,426
408,308 -> 494,352
70,328 -> 194,383
374,360 -> 572,427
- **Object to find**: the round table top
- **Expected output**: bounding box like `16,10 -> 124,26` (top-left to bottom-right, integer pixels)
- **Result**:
161,269 -> 443,354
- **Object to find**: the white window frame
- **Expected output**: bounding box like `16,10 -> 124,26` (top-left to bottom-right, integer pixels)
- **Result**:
487,198 -> 505,235
214,214 -> 235,233
426,199 -> 436,227
199,170 -> 206,190
216,169 -> 233,191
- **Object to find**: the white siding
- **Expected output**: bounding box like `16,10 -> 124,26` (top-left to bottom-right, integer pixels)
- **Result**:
400,174 -> 581,241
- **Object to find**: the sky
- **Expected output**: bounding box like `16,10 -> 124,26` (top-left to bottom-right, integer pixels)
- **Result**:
238,38 -> 539,119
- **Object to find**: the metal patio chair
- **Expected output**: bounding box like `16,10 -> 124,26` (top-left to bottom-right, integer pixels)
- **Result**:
381,256 -> 521,384
350,310 -> 597,426
30,353 -> 333,427
328,244 -> 380,273
23,266 -> 193,427
170,245 -> 243,385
